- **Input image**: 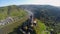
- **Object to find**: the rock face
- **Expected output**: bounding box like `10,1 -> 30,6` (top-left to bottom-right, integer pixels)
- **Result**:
0,5 -> 27,26
8,14 -> 37,34
0,17 -> 13,26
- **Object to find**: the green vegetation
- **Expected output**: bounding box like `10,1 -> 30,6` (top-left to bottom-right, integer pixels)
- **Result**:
20,5 -> 60,34
0,15 -> 28,34
0,5 -> 28,34
1,5 -> 60,34
0,7 -> 8,20
8,19 -> 50,34
34,19 -> 50,34
0,5 -> 27,20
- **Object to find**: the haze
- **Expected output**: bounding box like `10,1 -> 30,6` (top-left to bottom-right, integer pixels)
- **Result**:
0,0 -> 60,7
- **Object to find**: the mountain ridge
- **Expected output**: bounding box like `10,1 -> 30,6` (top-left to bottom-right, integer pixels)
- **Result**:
19,5 -> 60,33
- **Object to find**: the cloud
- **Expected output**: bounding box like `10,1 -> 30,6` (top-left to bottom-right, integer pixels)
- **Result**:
23,0 -> 60,6
0,0 -> 60,7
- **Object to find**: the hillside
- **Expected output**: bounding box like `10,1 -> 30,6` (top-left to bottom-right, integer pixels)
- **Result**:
0,5 -> 60,34
9,19 -> 48,34
0,5 -> 28,34
20,5 -> 60,34
34,20 -> 49,34
0,5 -> 27,20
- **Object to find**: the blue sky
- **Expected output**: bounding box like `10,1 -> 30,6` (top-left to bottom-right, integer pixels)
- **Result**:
0,0 -> 60,7
0,0 -> 30,7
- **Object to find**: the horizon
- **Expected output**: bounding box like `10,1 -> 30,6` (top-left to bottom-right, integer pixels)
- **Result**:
0,0 -> 60,7
0,4 -> 57,7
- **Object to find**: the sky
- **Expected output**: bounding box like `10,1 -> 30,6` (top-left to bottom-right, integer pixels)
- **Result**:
0,0 -> 60,7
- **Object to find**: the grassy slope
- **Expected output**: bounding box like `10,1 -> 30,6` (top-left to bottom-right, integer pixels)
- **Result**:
0,15 -> 28,34
0,5 -> 27,20
0,5 -> 28,34
0,7 -> 8,20
0,5 -> 27,27
34,20 -> 50,34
